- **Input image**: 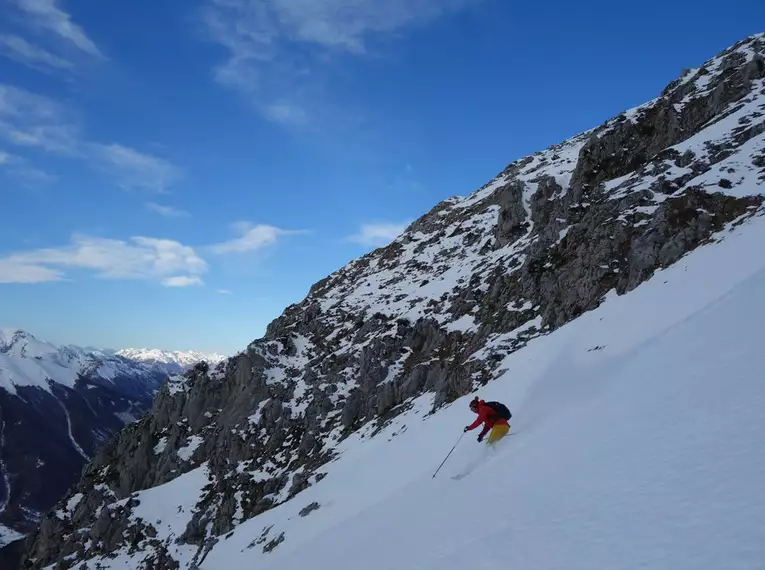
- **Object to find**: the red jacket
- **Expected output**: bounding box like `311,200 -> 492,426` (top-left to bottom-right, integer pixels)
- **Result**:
466,400 -> 509,438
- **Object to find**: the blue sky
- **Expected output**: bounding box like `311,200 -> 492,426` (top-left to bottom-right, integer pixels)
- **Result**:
0,0 -> 762,354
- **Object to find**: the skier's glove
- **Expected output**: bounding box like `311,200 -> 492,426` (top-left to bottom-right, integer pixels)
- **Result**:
463,426 -> 470,433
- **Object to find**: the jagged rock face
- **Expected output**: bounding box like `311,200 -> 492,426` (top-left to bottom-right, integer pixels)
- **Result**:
21,33 -> 765,570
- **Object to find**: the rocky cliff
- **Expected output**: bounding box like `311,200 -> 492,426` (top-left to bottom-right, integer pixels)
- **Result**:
21,32 -> 765,570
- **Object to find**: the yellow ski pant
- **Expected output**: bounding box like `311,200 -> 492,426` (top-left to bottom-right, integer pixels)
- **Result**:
486,423 -> 510,444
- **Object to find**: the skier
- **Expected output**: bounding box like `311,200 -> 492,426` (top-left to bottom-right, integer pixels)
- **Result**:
464,396 -> 511,444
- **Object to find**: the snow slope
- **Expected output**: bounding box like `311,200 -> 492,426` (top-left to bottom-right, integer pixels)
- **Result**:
198,210 -> 765,570
54,206 -> 765,570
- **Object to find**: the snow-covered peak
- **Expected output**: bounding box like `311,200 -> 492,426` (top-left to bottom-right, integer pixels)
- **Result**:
0,327 -> 167,396
0,328 -> 60,359
0,327 -> 20,342
116,348 -> 227,370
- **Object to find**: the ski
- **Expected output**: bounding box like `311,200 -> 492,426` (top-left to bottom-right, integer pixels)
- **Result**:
450,432 -> 519,480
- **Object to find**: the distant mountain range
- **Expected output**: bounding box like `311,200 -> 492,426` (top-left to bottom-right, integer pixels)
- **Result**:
0,328 -> 226,548
115,348 -> 227,374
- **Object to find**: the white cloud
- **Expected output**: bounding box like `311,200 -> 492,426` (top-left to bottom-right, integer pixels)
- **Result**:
0,219 -> 303,286
200,0 -> 476,123
204,0 -> 475,57
0,234 -> 207,285
0,34 -> 73,71
209,222 -> 305,254
0,147 -> 56,184
0,83 -> 80,154
11,0 -> 103,58
146,202 -> 190,217
90,144 -> 182,193
216,289 -> 233,294
0,258 -> 63,283
162,276 -> 203,288
9,164 -> 57,184
0,84 -> 182,191
264,102 -> 308,125
348,221 -> 410,246
274,0 -> 473,49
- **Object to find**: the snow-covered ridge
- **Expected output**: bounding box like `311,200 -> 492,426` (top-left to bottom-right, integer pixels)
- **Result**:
0,328 -> 166,396
0,328 -> 60,359
306,31 -> 765,335
0,328 -> 225,396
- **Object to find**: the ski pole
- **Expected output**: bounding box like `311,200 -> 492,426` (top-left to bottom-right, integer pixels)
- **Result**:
432,432 -> 465,478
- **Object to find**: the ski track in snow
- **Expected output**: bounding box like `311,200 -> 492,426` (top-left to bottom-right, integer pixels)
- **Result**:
57,397 -> 90,462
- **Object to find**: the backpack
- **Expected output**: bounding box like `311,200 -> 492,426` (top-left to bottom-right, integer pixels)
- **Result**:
485,401 -> 511,421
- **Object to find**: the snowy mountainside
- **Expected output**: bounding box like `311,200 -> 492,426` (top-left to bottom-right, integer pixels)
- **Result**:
208,214 -> 765,570
149,211 -> 765,570
116,348 -> 227,374
21,32 -> 765,570
0,329 -> 169,544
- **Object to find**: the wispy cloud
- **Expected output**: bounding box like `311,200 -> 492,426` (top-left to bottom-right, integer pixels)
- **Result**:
91,144 -> 182,193
162,275 -> 203,288
17,166 -> 57,183
7,163 -> 57,184
0,83 -> 80,154
208,221 -> 306,254
0,84 -> 182,192
200,0 -> 477,124
216,289 -> 232,295
348,221 -> 410,247
0,34 -> 73,71
0,257 -> 63,283
10,0 -> 103,59
146,202 -> 190,218
0,234 -> 207,285
0,147 -> 56,184
264,102 -> 308,126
